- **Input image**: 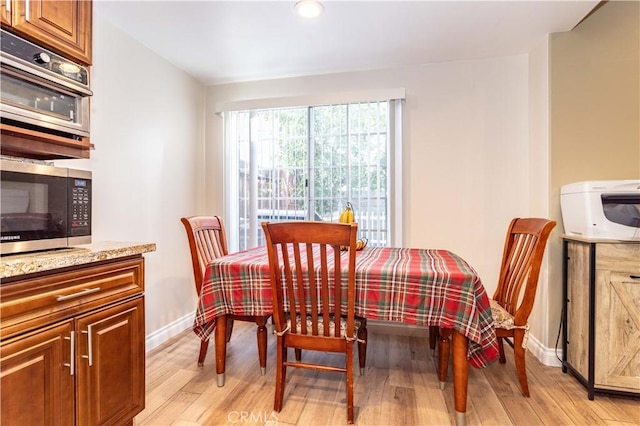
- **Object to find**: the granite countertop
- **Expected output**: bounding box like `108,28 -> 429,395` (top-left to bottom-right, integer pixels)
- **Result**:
0,241 -> 156,279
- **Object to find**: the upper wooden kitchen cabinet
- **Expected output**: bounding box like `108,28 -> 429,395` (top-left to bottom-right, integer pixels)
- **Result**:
1,0 -> 10,26
1,0 -> 92,65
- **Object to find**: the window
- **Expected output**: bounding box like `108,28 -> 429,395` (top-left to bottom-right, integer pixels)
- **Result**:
223,99 -> 402,251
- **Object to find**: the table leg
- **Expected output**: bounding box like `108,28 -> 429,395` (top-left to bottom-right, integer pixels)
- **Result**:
215,314 -> 228,387
451,330 -> 468,426
429,325 -> 439,356
438,328 -> 452,390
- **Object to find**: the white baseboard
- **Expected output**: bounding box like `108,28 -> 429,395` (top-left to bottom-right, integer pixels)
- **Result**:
527,333 -> 563,367
145,312 -> 194,352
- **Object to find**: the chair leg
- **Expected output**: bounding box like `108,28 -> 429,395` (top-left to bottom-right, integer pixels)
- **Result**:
197,339 -> 208,367
346,341 -> 355,424
358,324 -> 367,375
513,331 -> 530,397
256,317 -> 268,375
274,336 -> 287,413
295,348 -> 302,362
497,336 -> 506,364
226,319 -> 235,342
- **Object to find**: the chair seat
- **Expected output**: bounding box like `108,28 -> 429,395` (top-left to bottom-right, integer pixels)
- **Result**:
490,299 -> 529,348
285,313 -> 366,340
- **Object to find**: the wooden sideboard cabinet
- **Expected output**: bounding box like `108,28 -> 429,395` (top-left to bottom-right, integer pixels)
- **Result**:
0,256 -> 145,425
562,237 -> 640,400
1,0 -> 92,65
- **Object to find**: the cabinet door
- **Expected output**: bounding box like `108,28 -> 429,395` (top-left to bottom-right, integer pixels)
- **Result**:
0,321 -> 75,426
566,241 -> 590,378
11,0 -> 92,64
1,0 -> 10,25
76,296 -> 145,425
594,270 -> 640,391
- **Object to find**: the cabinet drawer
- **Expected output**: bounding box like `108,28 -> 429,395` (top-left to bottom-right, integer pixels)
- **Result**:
0,257 -> 144,339
596,243 -> 640,274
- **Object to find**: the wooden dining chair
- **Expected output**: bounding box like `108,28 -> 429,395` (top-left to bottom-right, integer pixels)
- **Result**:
181,216 -> 269,373
430,217 -> 556,397
262,221 -> 367,424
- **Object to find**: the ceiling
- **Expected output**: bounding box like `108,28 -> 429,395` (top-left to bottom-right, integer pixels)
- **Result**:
96,0 -> 600,86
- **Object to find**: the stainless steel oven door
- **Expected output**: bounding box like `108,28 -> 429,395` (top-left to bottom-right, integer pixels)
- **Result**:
1,64 -> 90,137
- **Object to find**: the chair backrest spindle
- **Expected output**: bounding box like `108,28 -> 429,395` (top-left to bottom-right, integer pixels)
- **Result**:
492,218 -> 556,325
181,216 -> 229,296
262,221 -> 358,340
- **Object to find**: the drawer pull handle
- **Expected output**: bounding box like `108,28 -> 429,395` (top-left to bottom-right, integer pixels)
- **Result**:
630,275 -> 640,279
56,287 -> 101,301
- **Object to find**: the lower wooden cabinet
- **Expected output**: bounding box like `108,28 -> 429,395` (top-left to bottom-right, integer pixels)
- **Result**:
562,238 -> 640,399
1,321 -> 74,426
78,296 -> 145,425
0,256 -> 146,425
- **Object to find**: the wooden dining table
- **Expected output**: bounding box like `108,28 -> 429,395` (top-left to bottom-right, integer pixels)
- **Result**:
193,245 -> 499,425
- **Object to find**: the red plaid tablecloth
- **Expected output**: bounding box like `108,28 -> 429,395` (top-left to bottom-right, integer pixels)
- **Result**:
193,246 -> 499,368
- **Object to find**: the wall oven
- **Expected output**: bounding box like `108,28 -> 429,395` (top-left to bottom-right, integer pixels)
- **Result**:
1,158 -> 91,255
0,29 -> 92,139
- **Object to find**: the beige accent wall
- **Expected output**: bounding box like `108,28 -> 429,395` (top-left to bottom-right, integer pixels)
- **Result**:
548,1 -> 640,342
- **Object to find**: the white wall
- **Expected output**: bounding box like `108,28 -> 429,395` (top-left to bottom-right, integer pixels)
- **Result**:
57,13 -> 206,349
206,55 -> 530,310
527,37 -> 559,365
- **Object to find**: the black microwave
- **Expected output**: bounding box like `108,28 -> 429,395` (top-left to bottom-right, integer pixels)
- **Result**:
1,158 -> 91,255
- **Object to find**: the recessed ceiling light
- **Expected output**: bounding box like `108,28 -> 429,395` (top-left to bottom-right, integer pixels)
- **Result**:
295,0 -> 324,19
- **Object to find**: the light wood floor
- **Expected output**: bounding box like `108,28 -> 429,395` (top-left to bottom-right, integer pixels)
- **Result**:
135,321 -> 638,425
